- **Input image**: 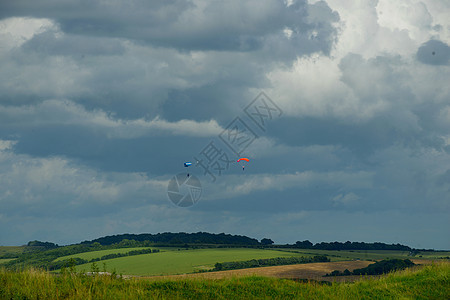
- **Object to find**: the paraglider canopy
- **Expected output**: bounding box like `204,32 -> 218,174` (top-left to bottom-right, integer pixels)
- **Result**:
237,158 -> 249,162
237,158 -> 249,170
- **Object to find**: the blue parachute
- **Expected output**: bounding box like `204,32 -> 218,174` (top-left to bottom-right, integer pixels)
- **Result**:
184,162 -> 192,176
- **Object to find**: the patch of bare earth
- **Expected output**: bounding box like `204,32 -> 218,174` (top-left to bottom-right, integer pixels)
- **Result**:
144,261 -> 375,282
410,259 -> 435,265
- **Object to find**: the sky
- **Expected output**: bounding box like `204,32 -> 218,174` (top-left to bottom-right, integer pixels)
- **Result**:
0,0 -> 449,249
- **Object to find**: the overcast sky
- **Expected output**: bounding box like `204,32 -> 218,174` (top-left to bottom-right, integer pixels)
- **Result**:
0,0 -> 449,249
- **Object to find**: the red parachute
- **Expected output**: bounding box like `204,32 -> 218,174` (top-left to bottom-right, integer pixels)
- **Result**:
237,158 -> 250,170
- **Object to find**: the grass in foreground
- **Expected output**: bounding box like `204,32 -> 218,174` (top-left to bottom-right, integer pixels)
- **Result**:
1,262 -> 448,299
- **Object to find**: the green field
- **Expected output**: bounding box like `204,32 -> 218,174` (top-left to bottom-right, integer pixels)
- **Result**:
0,246 -> 25,265
414,251 -> 450,259
54,247 -> 155,262
1,262 -> 448,299
275,249 -> 414,261
0,246 -> 25,257
64,247 -> 449,276
0,259 -> 14,265
73,248 -> 311,276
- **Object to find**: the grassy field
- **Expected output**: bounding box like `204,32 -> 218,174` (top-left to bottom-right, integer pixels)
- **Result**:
73,248 -> 312,276
414,251 -> 450,259
1,262 -> 448,299
0,246 -> 26,265
54,247 -> 155,262
0,259 -> 15,265
0,246 -> 25,257
274,249 -> 414,261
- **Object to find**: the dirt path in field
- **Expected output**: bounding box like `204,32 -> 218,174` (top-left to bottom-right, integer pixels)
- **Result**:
142,259 -> 434,282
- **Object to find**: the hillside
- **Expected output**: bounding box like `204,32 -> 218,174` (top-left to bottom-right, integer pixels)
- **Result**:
2,232 -> 448,274
72,248 -> 318,276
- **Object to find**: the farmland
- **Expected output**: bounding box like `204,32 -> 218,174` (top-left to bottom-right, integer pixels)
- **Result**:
61,247 -> 447,277
277,249 -> 416,261
72,248 -> 315,276
0,246 -> 27,265
0,259 -> 14,265
53,247 -> 154,262
0,246 -> 25,257
3,242 -> 448,278
151,260 -> 375,281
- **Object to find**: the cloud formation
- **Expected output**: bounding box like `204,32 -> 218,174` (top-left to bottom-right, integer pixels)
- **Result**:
0,0 -> 449,249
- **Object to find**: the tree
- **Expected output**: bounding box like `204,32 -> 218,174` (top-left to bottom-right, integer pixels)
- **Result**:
260,238 -> 274,245
295,240 -> 313,248
27,240 -> 59,249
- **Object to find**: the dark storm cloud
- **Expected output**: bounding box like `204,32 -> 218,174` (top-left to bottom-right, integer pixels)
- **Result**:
162,80 -> 266,123
0,0 -> 341,124
0,0 -> 338,55
0,98 -> 222,175
437,169 -> 450,191
417,39 -> 450,65
12,125 -> 206,174
0,0 -> 192,26
270,112 -> 446,157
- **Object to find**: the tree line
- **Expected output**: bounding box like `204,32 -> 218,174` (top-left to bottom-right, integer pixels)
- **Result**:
81,232 -> 260,246
4,241 -> 156,270
291,240 -> 412,251
82,233 -> 415,251
213,255 -> 330,271
325,259 -> 415,277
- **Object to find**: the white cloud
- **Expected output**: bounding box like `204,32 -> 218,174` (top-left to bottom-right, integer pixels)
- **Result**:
268,0 -> 449,123
331,192 -> 361,205
0,17 -> 55,51
267,55 -> 360,119
377,0 -> 433,40
136,117 -> 223,138
377,0 -> 450,45
0,99 -> 223,138
0,140 -> 16,151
